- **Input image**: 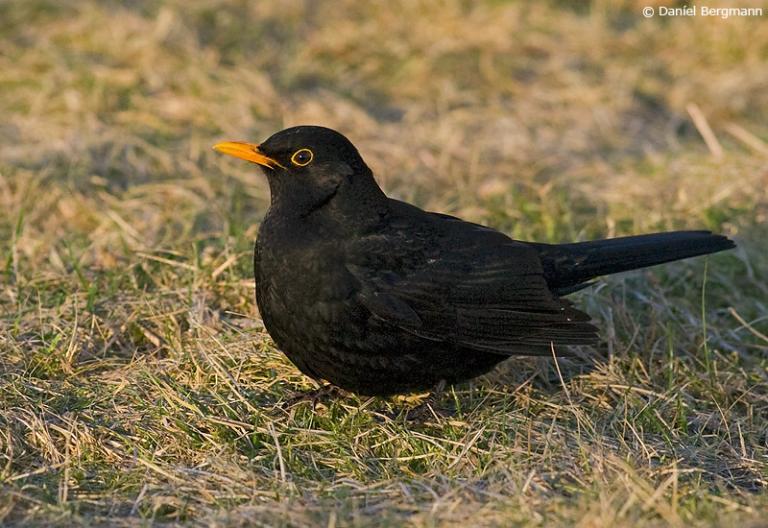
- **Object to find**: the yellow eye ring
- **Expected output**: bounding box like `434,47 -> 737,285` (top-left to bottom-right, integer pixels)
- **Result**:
291,148 -> 313,167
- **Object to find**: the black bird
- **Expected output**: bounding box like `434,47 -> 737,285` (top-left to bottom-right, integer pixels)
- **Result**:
214,126 -> 735,396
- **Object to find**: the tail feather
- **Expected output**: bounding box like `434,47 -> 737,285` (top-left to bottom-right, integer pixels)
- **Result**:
533,231 -> 735,295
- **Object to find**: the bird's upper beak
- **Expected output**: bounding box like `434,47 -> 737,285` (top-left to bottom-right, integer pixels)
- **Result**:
212,141 -> 285,169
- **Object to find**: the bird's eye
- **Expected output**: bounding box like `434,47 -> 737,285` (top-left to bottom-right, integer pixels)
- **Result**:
291,148 -> 313,167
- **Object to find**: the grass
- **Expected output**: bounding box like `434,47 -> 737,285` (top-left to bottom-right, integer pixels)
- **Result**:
1,0 -> 767,525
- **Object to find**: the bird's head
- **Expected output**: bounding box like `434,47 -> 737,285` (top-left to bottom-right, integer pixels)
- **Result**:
214,126 -> 384,219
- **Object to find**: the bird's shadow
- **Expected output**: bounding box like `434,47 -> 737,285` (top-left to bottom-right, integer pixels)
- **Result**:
488,348 -> 606,393
251,344 -> 610,423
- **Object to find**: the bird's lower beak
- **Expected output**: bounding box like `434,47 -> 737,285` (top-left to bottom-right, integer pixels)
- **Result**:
213,141 -> 285,169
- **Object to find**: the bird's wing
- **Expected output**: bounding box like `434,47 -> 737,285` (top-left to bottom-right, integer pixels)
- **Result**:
347,213 -> 598,356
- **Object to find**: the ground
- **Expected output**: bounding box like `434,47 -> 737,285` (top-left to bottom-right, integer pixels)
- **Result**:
1,0 -> 767,526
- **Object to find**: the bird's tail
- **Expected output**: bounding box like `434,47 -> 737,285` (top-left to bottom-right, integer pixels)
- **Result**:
534,231 -> 735,295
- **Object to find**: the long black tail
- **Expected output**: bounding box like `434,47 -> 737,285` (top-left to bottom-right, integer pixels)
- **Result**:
533,231 -> 735,295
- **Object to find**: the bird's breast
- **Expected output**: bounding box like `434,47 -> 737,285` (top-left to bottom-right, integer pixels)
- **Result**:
254,222 -> 364,351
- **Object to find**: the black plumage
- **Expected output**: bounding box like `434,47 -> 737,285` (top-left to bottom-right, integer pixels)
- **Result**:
214,126 -> 735,396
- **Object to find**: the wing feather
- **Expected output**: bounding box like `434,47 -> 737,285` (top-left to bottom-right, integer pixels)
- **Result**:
348,220 -> 599,357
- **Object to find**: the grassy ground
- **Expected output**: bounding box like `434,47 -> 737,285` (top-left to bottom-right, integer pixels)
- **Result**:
2,0 -> 768,526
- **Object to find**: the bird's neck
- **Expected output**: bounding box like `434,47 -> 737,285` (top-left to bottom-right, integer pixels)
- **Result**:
268,171 -> 389,236
328,172 -> 389,229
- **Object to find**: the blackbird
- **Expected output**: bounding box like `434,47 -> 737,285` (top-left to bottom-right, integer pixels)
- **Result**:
214,126 -> 735,396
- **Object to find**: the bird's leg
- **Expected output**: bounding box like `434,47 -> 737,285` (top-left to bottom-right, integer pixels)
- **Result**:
282,383 -> 345,410
403,380 -> 454,422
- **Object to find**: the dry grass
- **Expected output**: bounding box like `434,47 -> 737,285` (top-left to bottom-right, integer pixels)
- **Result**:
1,0 -> 767,526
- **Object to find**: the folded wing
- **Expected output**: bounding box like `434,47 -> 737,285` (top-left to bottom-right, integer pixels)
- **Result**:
348,213 -> 599,356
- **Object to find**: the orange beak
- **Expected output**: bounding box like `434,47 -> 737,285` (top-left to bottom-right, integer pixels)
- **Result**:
212,141 -> 286,169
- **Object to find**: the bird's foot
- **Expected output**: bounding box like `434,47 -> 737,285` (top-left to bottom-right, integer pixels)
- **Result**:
282,384 -> 344,410
401,381 -> 455,422
403,400 -> 453,422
